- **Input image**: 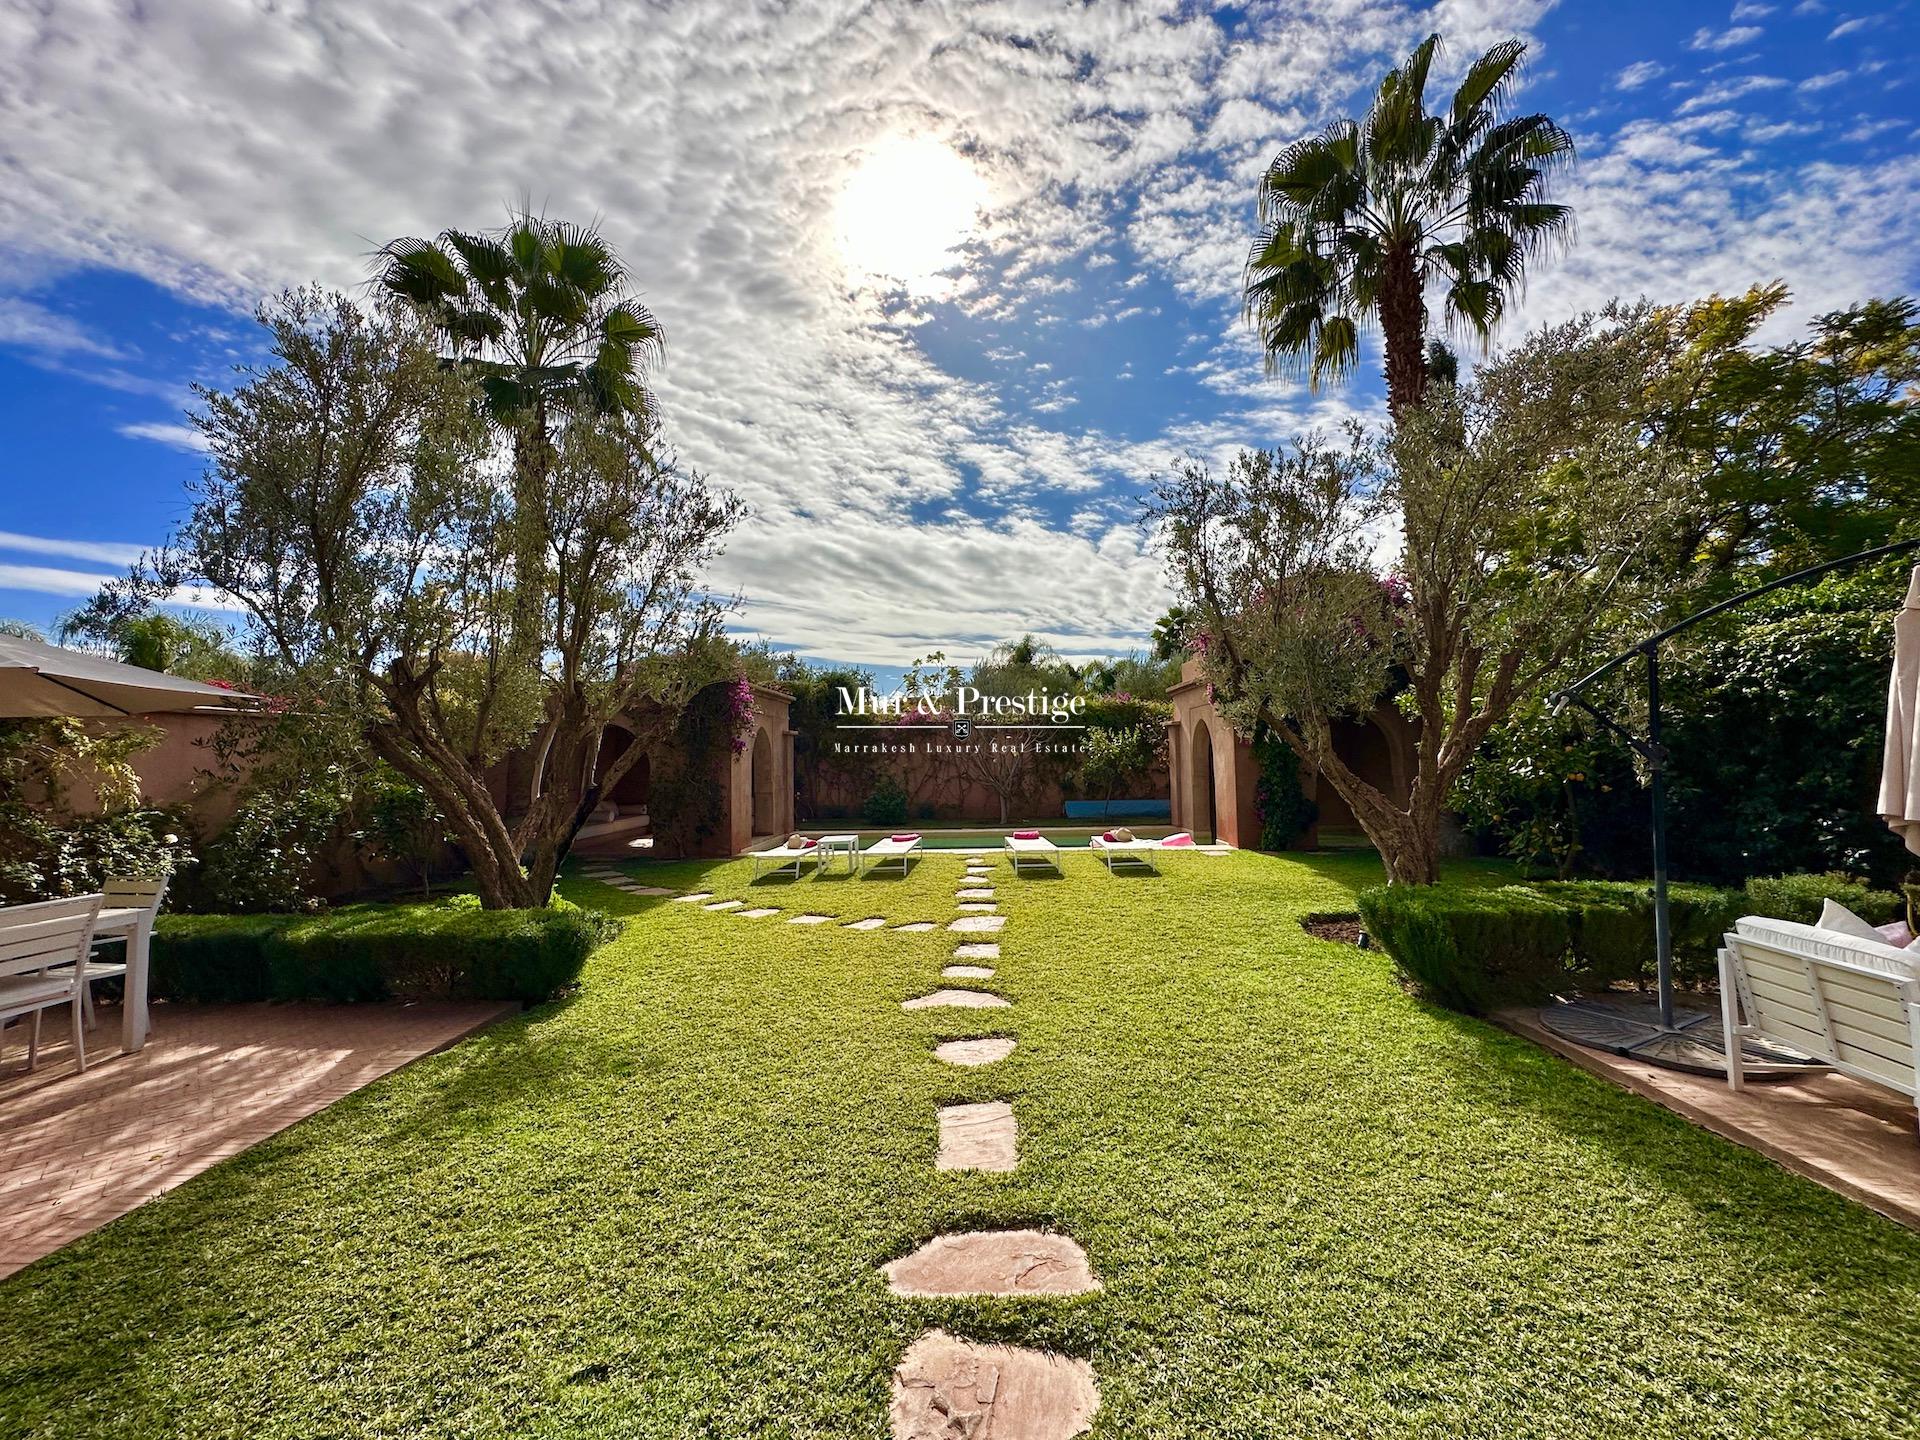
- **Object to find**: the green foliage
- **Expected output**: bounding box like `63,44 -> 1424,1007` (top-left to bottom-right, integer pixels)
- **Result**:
152,898 -> 613,1005
186,783 -> 347,914
1528,879 -> 1745,988
61,611 -> 248,684
1743,872 -> 1907,927
1357,882 -> 1573,1014
1252,724 -> 1317,850
862,775 -> 909,826
1453,701 -> 1638,878
648,676 -> 755,852
359,766 -> 452,898
0,718 -> 193,904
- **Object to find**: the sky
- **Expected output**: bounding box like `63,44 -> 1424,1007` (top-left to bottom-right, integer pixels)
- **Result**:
2,0 -> 1918,688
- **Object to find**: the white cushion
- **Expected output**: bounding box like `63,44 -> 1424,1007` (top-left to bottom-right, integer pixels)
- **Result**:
1817,898 -> 1886,943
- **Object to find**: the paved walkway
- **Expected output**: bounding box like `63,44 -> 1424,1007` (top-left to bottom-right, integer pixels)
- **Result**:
1497,1007 -> 1920,1230
0,999 -> 512,1278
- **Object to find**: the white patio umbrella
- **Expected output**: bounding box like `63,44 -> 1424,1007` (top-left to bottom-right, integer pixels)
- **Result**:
0,633 -> 257,718
1880,566 -> 1920,857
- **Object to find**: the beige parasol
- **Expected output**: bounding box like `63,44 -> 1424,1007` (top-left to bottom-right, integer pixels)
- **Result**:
1880,566 -> 1920,857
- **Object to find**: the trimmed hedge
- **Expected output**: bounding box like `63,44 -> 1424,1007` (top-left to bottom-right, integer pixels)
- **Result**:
153,899 -> 615,1005
1742,872 -> 1906,928
1357,880 -> 1745,1015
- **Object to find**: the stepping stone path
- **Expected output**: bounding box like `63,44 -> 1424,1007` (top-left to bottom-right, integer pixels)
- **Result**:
955,903 -> 997,914
883,1231 -> 1100,1298
934,1036 -> 1015,1066
618,885 -> 677,896
948,915 -> 1005,933
943,964 -> 994,979
892,1331 -> 1098,1440
902,989 -> 1010,1011
735,907 -> 779,918
936,1102 -> 1017,1171
956,889 -> 995,901
671,892 -> 713,903
952,943 -> 1000,961
703,899 -> 744,911
846,917 -> 888,931
894,922 -> 936,933
788,914 -> 833,925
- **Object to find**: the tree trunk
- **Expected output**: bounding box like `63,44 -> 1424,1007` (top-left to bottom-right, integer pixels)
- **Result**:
1379,241 -> 1427,419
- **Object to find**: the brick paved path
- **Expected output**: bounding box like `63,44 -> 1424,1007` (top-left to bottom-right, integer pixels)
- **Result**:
0,1000 -> 511,1278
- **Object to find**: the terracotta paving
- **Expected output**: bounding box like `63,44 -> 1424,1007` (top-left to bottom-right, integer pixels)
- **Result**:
936,1102 -> 1018,1171
884,1231 -> 1101,1297
1497,1007 -> 1920,1230
892,1330 -> 1098,1439
0,999 -> 512,1279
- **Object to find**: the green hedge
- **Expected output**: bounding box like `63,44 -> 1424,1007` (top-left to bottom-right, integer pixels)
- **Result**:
1742,872 -> 1906,928
153,899 -> 614,1005
1357,880 -> 1746,1015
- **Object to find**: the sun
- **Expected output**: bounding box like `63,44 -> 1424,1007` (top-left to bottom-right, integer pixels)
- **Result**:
836,135 -> 989,295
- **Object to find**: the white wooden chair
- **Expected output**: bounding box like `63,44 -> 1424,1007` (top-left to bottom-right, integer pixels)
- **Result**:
1718,916 -> 1920,1132
72,875 -> 170,1028
0,895 -> 104,1073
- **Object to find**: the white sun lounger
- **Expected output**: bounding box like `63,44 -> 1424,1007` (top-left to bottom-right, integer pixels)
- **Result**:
1089,836 -> 1159,874
1719,916 -> 1920,1131
1003,836 -> 1060,875
859,836 -> 921,877
751,841 -> 821,881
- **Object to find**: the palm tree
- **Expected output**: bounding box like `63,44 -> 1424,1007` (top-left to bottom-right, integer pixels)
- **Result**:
374,210 -> 663,652
1244,35 -> 1574,417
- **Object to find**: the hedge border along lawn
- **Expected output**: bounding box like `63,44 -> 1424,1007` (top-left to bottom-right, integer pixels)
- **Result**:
149,898 -> 614,1004
3,848 -> 1918,1437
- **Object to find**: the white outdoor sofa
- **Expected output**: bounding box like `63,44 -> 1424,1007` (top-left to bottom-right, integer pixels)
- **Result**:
1718,916 -> 1920,1129
1089,835 -> 1160,874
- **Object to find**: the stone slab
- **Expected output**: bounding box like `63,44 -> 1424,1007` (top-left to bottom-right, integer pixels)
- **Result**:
735,907 -> 780,918
934,1037 -> 1016,1066
956,889 -> 995,901
952,943 -> 1000,961
903,989 -> 1010,1011
617,884 -> 676,897
671,892 -> 713,903
894,922 -> 937,933
846,917 -> 888,931
955,904 -> 997,914
789,914 -> 834,925
948,915 -> 1005,932
943,964 -> 995,979
891,1330 -> 1098,1440
703,899 -> 744,911
937,1102 -> 1017,1171
883,1231 -> 1100,1297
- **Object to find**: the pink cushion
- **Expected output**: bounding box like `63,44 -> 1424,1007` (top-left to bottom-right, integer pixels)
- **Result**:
890,833 -> 921,844
1876,921 -> 1915,949
801,838 -> 818,849
1101,830 -> 1120,842
1012,829 -> 1041,841
1160,832 -> 1195,847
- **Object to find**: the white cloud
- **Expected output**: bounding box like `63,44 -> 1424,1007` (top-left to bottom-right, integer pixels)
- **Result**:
1731,2 -> 1776,17
1828,16 -> 1880,40
0,532 -> 147,567
1615,61 -> 1667,91
0,297 -> 118,357
1689,25 -> 1765,50
116,421 -> 208,453
1798,69 -> 1850,90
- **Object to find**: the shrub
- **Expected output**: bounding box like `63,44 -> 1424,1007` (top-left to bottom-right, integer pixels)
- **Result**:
153,899 -> 613,1005
1743,872 -> 1906,927
863,776 -> 909,826
1529,880 -> 1744,987
1252,723 -> 1316,851
1357,884 -> 1573,1014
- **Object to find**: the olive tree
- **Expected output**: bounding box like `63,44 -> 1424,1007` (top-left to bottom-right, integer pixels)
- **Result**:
80,288 -> 741,908
1151,306 -> 1703,884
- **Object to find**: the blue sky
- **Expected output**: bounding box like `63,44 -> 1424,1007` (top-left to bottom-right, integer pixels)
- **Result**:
2,0 -> 1917,681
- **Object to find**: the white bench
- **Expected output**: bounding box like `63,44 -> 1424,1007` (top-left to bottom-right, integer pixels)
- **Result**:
1718,916 -> 1920,1132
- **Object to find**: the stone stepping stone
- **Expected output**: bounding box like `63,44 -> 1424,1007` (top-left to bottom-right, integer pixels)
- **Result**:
788,913 -> 834,925
937,1102 -> 1017,1171
894,921 -> 936,933
956,889 -> 995,901
955,903 -> 997,915
952,943 -> 1000,961
902,989 -> 1009,1011
671,892 -> 713,903
846,917 -> 888,931
703,899 -> 744,911
948,915 -> 1005,933
882,1231 -> 1100,1297
892,1330 -> 1098,1440
934,1037 -> 1015,1066
943,964 -> 995,979
617,884 -> 676,896
735,907 -> 780,918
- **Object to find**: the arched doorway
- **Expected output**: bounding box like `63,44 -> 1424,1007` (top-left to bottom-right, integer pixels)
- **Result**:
594,726 -> 651,811
1189,720 -> 1216,843
751,727 -> 776,836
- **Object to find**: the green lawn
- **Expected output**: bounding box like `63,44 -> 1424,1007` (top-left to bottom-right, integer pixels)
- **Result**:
4,850 -> 1920,1437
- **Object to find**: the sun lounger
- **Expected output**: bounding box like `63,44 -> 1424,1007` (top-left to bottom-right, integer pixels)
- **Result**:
751,839 -> 821,880
1003,834 -> 1060,875
1090,835 -> 1160,873
860,834 -> 921,877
